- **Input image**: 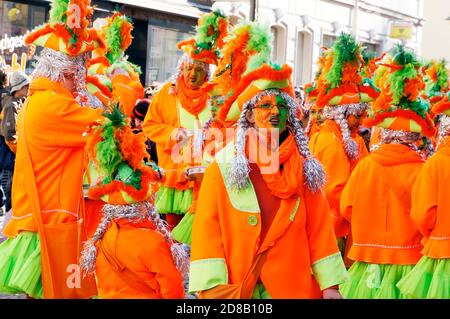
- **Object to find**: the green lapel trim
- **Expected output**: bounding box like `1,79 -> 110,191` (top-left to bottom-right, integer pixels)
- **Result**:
215,143 -> 260,213
177,99 -> 212,129
289,196 -> 301,221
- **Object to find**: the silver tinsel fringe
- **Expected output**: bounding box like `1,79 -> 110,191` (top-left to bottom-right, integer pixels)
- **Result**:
86,93 -> 106,109
438,115 -> 450,147
323,103 -> 367,161
380,128 -> 425,159
228,108 -> 252,191
228,89 -> 325,193
80,200 -> 189,278
193,118 -> 213,160
32,48 -> 89,106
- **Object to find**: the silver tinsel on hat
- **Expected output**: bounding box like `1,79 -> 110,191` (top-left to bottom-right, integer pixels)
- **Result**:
80,200 -> 189,278
437,114 -> 450,147
379,127 -> 425,159
31,48 -> 89,106
228,89 -> 325,193
323,103 -> 367,161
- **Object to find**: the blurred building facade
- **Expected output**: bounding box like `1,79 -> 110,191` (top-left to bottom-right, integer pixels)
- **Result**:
420,0 -> 450,62
213,0 -> 425,86
1,0 -> 435,86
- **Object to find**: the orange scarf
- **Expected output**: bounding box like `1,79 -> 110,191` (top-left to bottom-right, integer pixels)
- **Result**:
247,132 -> 303,199
371,143 -> 425,166
176,75 -> 214,116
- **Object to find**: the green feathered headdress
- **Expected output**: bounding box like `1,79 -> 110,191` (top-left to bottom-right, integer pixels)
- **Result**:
424,59 -> 449,99
314,33 -> 379,107
364,44 -> 436,138
177,10 -> 229,66
101,12 -> 134,64
86,103 -> 161,204
214,21 -> 273,98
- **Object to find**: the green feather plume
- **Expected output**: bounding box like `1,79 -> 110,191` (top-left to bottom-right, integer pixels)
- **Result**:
397,97 -> 430,119
105,16 -> 125,64
49,0 -> 69,25
94,104 -> 128,178
195,10 -> 226,52
435,59 -> 449,92
245,23 -> 273,73
103,104 -> 127,128
387,45 -> 421,104
326,33 -> 361,88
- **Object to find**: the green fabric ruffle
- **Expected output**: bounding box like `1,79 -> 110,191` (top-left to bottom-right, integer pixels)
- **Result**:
155,186 -> 193,215
172,212 -> 194,245
397,256 -> 450,299
339,261 -> 414,299
0,231 -> 43,299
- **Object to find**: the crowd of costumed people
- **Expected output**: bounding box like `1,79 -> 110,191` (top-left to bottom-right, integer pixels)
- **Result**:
0,0 -> 448,299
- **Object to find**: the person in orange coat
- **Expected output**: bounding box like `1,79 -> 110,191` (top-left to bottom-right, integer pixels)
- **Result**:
308,35 -> 377,262
397,91 -> 450,299
80,106 -> 187,299
189,25 -> 348,298
339,45 -> 436,299
0,0 -> 105,299
81,202 -> 187,299
142,13 -> 229,229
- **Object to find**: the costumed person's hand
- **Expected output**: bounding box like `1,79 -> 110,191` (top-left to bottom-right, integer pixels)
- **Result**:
322,288 -> 343,299
182,168 -> 197,181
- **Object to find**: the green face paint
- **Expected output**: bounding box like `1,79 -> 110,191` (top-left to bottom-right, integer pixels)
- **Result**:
275,95 -> 288,131
253,93 -> 289,131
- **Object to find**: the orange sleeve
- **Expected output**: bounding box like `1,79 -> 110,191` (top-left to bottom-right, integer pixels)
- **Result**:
146,236 -> 185,299
411,162 -> 438,237
142,88 -> 179,152
340,163 -> 360,222
54,98 -> 102,147
190,162 -> 225,261
304,188 -> 340,263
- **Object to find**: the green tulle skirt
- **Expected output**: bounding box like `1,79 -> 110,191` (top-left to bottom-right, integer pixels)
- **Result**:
155,186 -> 193,215
397,256 -> 450,299
0,231 -> 43,299
172,212 -> 194,245
339,261 -> 414,299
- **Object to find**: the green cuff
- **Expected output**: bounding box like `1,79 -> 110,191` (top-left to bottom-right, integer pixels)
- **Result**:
311,252 -> 349,290
189,258 -> 228,293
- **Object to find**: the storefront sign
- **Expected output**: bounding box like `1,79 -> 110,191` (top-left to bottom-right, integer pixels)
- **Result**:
390,23 -> 413,40
0,31 -> 30,54
0,53 -> 29,86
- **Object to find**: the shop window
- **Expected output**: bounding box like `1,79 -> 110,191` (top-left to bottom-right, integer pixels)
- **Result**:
146,18 -> 195,85
322,34 -> 336,49
0,1 -> 48,76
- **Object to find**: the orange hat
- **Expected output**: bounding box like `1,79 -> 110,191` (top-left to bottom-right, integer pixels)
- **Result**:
363,44 -> 436,137
314,33 -> 379,108
25,0 -> 105,56
177,10 -> 229,66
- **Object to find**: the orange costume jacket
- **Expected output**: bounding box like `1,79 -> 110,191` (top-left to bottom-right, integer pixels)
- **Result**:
3,77 -> 102,298
95,219 -> 185,299
411,136 -> 450,258
142,82 -> 212,190
189,142 -> 348,298
340,143 -> 425,265
309,120 -> 368,238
